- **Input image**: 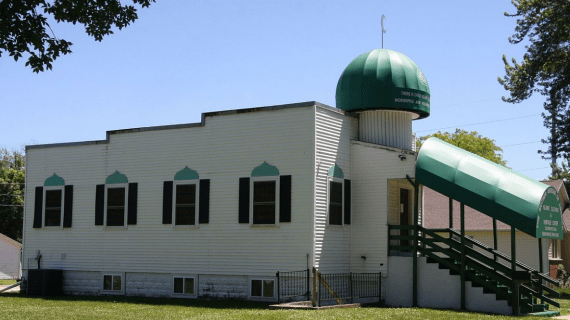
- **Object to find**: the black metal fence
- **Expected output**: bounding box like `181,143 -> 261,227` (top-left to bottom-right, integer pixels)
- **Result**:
276,269 -> 310,303
318,272 -> 381,306
276,269 -> 381,306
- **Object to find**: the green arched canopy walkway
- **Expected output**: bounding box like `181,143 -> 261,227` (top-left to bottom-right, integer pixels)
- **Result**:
416,137 -> 563,240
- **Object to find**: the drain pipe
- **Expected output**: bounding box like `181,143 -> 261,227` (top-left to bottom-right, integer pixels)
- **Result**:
36,251 -> 42,269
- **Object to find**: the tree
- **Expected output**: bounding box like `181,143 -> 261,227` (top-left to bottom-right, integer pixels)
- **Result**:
548,160 -> 570,191
498,0 -> 570,166
0,0 -> 156,73
0,148 -> 25,242
417,129 -> 507,166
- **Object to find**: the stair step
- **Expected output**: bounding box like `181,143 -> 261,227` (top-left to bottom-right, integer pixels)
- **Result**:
529,304 -> 548,313
524,310 -> 560,317
438,258 -> 456,270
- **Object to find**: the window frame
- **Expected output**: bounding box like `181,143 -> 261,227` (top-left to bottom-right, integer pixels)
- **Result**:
172,276 -> 197,296
249,278 -> 276,299
101,273 -> 124,294
327,176 -> 344,226
172,180 -> 200,228
250,176 -> 280,226
43,186 -> 65,228
552,239 -> 561,259
104,183 -> 129,228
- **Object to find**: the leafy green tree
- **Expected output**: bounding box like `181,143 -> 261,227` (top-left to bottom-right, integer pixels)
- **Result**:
0,148 -> 25,242
0,0 -> 156,73
417,129 -> 507,166
498,0 -> 570,164
548,160 -> 570,191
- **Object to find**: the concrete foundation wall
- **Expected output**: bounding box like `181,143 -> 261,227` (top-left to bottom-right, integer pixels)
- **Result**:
27,270 -> 273,301
385,256 -> 512,315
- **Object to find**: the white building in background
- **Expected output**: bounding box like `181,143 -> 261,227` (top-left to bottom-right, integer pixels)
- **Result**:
0,233 -> 21,280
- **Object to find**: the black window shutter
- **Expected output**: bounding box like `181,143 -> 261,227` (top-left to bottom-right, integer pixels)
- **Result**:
63,185 -> 73,228
238,177 -> 250,223
127,183 -> 138,225
33,186 -> 43,228
199,179 -> 210,224
162,181 -> 173,224
279,175 -> 292,223
95,184 -> 105,225
344,179 -> 351,225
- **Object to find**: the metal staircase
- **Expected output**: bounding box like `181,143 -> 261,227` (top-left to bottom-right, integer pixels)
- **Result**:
389,225 -> 560,316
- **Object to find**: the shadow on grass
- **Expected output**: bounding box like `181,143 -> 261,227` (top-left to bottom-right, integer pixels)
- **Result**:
1,292 -> 272,310
556,288 -> 570,300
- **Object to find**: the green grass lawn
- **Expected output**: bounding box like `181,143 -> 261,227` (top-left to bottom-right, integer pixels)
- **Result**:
0,279 -> 17,285
1,293 -> 567,320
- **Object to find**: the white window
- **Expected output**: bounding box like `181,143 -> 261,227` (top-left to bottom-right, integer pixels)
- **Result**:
250,177 -> 279,225
43,186 -> 64,227
173,181 -> 199,226
102,274 -> 123,293
173,276 -> 195,295
327,177 -> 343,225
105,184 -> 128,227
250,279 -> 275,298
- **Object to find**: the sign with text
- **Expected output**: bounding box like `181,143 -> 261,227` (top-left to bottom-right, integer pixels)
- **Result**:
536,187 -> 563,239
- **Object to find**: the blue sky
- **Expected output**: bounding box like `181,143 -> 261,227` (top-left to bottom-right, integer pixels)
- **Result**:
0,1 -> 556,180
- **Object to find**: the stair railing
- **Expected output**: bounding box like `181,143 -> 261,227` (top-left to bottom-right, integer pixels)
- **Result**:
387,225 -> 560,311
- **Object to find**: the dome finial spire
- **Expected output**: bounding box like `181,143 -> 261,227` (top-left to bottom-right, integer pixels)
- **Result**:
381,14 -> 387,49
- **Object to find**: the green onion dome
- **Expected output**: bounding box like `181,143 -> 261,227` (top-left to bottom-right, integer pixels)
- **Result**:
336,49 -> 430,119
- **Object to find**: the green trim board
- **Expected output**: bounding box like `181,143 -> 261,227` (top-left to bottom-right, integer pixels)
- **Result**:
105,171 -> 128,184
174,166 -> 199,180
327,164 -> 344,178
44,173 -> 65,186
336,49 -> 430,119
416,137 -> 563,239
251,162 -> 279,177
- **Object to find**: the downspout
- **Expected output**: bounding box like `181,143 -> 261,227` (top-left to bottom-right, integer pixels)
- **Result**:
311,106 -> 317,282
22,149 -> 28,283
349,141 -> 353,274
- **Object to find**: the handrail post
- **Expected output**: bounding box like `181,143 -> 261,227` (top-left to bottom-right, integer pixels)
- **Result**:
538,238 -> 543,304
312,267 -> 318,307
460,203 -> 466,310
449,197 -> 453,239
493,219 -> 498,271
511,226 -> 519,316
276,271 -> 280,304
412,179 -> 419,307
349,272 -> 354,304
306,268 -> 310,300
379,271 -> 382,303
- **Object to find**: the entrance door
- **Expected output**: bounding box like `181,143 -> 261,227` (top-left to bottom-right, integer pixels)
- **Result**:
400,189 -> 410,247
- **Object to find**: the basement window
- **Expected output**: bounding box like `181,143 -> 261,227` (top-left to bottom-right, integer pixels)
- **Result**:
173,277 -> 195,295
251,279 -> 275,298
103,274 -> 122,292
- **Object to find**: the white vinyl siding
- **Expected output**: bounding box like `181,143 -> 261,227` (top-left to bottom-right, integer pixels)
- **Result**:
350,141 -> 416,274
23,106 -> 316,276
313,107 -> 358,273
466,231 -> 549,273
